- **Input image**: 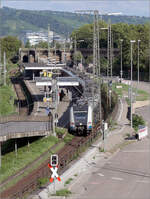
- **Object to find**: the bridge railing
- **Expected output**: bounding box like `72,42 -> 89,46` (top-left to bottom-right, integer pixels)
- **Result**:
0,115 -> 50,123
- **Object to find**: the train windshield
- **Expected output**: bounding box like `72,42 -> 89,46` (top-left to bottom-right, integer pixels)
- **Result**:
74,112 -> 87,119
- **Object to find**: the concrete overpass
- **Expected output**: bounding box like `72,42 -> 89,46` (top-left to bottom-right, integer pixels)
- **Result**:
19,48 -> 71,63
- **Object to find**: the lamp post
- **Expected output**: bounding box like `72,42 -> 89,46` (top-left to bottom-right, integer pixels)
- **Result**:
63,38 -> 66,64
137,40 -> 141,84
130,40 -> 136,129
48,24 -> 50,60
74,37 -> 84,69
120,39 -> 123,82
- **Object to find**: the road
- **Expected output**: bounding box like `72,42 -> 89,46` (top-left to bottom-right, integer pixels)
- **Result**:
67,81 -> 150,199
68,107 -> 150,199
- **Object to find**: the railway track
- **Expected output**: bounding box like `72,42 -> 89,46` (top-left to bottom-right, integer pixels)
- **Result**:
0,121 -> 102,199
0,68 -> 117,198
11,77 -> 29,116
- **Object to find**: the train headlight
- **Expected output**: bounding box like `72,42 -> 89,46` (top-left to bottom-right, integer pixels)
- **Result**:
71,122 -> 75,126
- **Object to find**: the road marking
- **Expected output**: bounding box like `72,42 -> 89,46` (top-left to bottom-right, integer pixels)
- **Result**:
136,180 -> 150,184
98,173 -> 104,177
112,177 -> 123,181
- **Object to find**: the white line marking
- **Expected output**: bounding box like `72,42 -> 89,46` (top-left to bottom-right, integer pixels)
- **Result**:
112,177 -> 123,181
98,173 -> 104,177
136,180 -> 150,184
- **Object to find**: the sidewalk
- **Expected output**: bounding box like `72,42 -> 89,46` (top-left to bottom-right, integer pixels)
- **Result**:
32,96 -> 133,199
103,96 -> 133,151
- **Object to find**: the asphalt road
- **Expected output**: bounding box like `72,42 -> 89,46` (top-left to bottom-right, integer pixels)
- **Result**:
68,81 -> 150,199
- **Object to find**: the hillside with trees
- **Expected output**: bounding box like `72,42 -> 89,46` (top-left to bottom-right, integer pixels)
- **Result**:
0,7 -> 149,41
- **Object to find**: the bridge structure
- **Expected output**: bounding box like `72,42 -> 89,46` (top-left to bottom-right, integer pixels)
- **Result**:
19,48 -> 71,64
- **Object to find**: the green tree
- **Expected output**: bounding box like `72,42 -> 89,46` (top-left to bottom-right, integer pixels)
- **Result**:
25,40 -> 31,48
133,114 -> 145,132
1,36 -> 22,60
35,41 -> 48,48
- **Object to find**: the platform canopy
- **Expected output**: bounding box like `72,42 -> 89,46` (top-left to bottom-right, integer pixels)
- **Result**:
22,63 -> 65,70
35,77 -> 79,86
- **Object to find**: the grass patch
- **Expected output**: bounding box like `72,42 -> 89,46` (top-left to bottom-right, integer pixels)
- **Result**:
63,133 -> 74,143
74,173 -> 78,177
136,89 -> 150,101
0,135 -> 59,184
112,83 -> 150,101
0,141 -> 65,193
52,189 -> 72,197
0,85 -> 17,116
37,177 -> 49,187
64,178 -> 73,186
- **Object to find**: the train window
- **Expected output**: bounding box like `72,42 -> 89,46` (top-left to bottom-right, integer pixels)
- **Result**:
74,112 -> 87,118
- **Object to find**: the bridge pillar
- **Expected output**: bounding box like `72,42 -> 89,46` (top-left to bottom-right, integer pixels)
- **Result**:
15,140 -> 17,157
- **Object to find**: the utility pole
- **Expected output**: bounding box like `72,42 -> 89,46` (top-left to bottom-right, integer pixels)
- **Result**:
130,40 -> 136,129
0,40 -> 2,85
3,51 -> 6,86
64,38 -> 66,64
107,19 -> 113,79
137,40 -> 141,84
48,24 -> 50,60
74,34 -> 77,68
120,39 -> 123,82
51,79 -> 57,137
75,9 -> 102,121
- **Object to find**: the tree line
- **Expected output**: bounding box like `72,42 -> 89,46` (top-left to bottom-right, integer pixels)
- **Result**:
71,21 -> 150,80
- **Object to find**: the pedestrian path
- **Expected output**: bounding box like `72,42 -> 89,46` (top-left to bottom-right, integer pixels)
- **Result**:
104,97 -> 133,151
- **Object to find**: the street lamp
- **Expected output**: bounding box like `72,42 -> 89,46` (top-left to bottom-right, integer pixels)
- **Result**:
120,39 -> 123,82
130,40 -> 136,129
137,40 -> 141,84
74,37 -> 84,68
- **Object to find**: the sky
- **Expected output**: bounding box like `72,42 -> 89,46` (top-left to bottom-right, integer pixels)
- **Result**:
1,0 -> 150,17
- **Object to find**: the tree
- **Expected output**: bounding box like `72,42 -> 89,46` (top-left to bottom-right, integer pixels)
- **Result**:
35,41 -> 48,49
1,36 -> 22,60
25,40 -> 31,48
73,51 -> 83,64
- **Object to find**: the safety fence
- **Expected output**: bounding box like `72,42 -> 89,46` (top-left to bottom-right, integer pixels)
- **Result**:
0,115 -> 49,123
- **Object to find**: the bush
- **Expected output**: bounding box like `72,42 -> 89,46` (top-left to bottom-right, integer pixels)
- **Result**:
53,189 -> 72,197
37,177 -> 48,187
55,127 -> 66,138
64,133 -> 74,143
132,114 -> 145,132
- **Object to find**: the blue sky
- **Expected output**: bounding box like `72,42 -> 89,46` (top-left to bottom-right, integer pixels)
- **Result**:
2,0 -> 150,17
